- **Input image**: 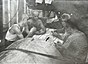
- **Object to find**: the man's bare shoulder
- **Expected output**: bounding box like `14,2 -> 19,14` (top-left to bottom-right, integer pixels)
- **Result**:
27,19 -> 33,24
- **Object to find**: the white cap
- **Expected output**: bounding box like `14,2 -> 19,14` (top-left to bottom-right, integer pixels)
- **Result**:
61,13 -> 71,21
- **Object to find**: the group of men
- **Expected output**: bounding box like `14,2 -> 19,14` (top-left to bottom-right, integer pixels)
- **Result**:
5,10 -> 88,64
5,10 -> 46,47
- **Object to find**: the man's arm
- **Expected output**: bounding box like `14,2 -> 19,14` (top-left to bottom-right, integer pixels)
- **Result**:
26,27 -> 37,37
25,24 -> 30,34
55,43 -> 70,57
54,28 -> 65,33
52,31 -> 63,40
14,26 -> 24,39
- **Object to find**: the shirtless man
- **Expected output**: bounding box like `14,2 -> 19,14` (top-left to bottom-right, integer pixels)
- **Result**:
26,10 -> 46,37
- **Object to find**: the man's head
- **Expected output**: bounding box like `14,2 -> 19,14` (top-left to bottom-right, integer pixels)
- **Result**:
61,13 -> 80,33
32,10 -> 39,20
61,13 -> 71,27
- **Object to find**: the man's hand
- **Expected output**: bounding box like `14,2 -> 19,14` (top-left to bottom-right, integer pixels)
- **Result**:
54,28 -> 65,33
14,25 -> 24,39
52,31 -> 58,36
26,27 -> 37,38
51,31 -> 62,40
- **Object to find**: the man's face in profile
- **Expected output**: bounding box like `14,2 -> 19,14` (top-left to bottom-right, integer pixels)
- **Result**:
62,21 -> 66,28
32,11 -> 39,20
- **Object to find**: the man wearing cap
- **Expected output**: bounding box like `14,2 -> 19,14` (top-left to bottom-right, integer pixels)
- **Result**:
53,13 -> 88,64
26,10 -> 46,37
52,13 -> 71,41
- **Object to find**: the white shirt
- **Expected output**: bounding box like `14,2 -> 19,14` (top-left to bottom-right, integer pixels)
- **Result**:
5,24 -> 23,41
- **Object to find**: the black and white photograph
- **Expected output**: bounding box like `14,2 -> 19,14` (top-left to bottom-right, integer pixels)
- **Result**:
0,0 -> 88,64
